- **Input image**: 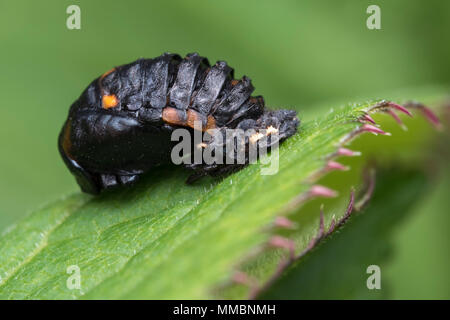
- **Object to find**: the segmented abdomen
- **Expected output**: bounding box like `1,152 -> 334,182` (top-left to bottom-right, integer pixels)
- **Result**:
93,52 -> 265,129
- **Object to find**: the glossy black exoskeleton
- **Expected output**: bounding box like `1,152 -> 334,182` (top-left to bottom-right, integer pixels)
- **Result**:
59,53 -> 299,194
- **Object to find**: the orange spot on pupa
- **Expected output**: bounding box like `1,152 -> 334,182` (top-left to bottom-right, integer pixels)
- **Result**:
186,109 -> 202,129
102,94 -> 118,109
100,68 -> 115,81
206,115 -> 216,130
162,107 -> 216,132
62,119 -> 73,159
162,107 -> 184,126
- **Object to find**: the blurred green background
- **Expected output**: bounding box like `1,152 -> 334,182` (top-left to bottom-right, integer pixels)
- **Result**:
0,0 -> 448,298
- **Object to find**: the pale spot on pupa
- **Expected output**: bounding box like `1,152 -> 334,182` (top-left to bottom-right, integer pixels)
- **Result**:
266,125 -> 279,135
196,142 -> 208,149
249,132 -> 264,144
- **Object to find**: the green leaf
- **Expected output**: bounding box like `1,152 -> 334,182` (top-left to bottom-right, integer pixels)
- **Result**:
384,169 -> 450,299
0,96 -> 445,299
219,95 -> 448,299
259,167 -> 432,299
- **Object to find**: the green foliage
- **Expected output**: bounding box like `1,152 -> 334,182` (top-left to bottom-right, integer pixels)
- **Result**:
260,168 -> 431,299
0,100 -> 396,299
1,0 -> 450,228
0,0 -> 448,299
219,97 -> 448,299
1,96 -> 447,299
